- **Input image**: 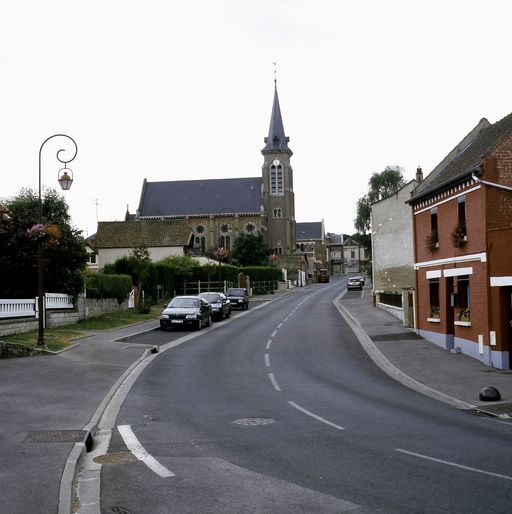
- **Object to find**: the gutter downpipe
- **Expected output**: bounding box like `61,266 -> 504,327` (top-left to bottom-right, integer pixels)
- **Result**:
472,173 -> 512,192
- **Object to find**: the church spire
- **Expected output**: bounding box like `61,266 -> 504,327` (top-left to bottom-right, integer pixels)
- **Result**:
262,79 -> 291,154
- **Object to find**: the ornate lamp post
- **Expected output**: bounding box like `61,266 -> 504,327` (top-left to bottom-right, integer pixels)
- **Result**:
36,134 -> 78,346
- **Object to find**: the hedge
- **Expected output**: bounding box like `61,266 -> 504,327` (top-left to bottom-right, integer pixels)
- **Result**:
85,273 -> 132,304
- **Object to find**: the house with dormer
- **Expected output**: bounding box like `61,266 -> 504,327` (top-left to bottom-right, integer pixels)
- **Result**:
408,112 -> 512,369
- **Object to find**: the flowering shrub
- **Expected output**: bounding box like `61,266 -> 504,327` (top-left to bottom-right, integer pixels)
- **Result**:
26,223 -> 62,245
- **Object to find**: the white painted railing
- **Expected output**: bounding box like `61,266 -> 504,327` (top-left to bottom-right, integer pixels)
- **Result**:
45,293 -> 74,309
0,299 -> 36,319
0,294 -> 74,319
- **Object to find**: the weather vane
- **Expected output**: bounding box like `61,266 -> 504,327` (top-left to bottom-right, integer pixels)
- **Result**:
273,61 -> 277,83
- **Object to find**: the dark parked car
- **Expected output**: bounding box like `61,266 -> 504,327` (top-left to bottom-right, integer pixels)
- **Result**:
198,292 -> 231,321
160,296 -> 212,330
347,276 -> 363,291
226,287 -> 249,310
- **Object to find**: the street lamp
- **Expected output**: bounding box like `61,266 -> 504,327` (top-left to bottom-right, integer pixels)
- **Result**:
37,134 -> 78,346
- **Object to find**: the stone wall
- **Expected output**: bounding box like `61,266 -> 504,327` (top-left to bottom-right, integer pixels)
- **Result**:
0,295 -> 131,337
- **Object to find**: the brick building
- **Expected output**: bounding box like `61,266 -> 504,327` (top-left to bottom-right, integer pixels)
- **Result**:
408,113 -> 512,369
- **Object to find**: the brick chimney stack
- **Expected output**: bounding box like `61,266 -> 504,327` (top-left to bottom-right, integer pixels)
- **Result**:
416,166 -> 423,183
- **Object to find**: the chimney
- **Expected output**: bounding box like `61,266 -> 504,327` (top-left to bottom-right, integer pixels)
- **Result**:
416,166 -> 423,183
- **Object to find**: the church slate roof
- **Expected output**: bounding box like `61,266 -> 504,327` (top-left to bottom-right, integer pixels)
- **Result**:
296,222 -> 323,241
93,219 -> 191,248
410,111 -> 512,202
137,177 -> 262,218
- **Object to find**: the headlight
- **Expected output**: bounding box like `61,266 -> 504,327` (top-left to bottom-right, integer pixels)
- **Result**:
161,314 -> 169,319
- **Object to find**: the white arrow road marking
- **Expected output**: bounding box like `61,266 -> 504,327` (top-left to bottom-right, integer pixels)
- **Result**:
396,449 -> 512,481
118,425 -> 175,477
288,401 -> 345,430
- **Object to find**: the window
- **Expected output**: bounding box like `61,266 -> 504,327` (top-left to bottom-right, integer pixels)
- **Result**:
273,207 -> 282,219
429,279 -> 440,318
455,275 -> 470,321
431,207 -> 438,234
245,223 -> 256,233
351,250 -> 356,259
274,247 -> 283,256
270,159 -> 284,195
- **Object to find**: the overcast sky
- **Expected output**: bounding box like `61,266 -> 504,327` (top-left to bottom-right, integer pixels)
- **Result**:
2,0 -> 512,237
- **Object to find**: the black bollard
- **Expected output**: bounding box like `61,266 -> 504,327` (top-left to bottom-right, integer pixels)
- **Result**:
479,386 -> 501,402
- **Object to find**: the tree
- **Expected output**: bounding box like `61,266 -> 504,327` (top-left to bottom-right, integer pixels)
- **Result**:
159,255 -> 201,282
230,233 -> 271,266
354,166 -> 406,234
0,188 -> 88,298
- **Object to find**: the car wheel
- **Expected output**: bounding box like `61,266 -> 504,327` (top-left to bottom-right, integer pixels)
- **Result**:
206,315 -> 212,327
197,319 -> 202,330
245,303 -> 249,310
226,308 -> 231,318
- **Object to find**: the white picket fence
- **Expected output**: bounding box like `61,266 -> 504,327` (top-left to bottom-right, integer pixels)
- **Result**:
0,293 -> 73,319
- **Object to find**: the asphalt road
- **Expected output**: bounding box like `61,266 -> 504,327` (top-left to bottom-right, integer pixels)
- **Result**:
96,277 -> 512,513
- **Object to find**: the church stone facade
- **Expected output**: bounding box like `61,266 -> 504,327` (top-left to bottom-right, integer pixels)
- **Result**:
127,81 -> 297,261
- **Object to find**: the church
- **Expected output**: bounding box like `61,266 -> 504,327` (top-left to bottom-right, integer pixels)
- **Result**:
92,81 -> 328,273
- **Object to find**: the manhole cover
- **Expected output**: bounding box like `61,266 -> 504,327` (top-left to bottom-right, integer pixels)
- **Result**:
24,430 -> 87,443
232,418 -> 276,426
94,450 -> 138,465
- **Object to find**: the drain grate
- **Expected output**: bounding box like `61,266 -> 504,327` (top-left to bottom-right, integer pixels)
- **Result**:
24,430 -> 87,444
371,332 -> 423,342
232,417 -> 276,426
459,403 -> 512,419
477,403 -> 512,417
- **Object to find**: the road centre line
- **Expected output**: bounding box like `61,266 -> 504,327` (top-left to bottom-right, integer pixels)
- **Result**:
277,322 -> 283,328
118,425 -> 175,478
288,401 -> 345,430
265,353 -> 270,367
266,339 -> 272,350
271,330 -> 277,337
396,449 -> 512,481
268,373 -> 281,391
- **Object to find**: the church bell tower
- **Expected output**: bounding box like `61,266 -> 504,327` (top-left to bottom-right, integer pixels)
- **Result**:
261,80 -> 296,256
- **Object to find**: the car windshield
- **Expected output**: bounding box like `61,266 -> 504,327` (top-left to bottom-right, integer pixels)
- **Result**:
227,288 -> 245,295
169,298 -> 199,308
199,293 -> 221,302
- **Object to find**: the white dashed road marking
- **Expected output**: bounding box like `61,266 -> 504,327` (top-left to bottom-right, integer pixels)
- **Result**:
265,353 -> 271,367
268,373 -> 282,392
288,401 -> 345,430
396,449 -> 512,481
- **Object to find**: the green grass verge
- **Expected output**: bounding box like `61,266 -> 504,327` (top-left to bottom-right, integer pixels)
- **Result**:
2,307 -> 161,352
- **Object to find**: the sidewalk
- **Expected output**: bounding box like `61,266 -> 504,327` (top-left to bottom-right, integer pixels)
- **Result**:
335,286 -> 512,418
0,318 -> 160,514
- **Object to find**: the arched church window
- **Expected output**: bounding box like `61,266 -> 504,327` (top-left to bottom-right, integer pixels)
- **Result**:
270,159 -> 284,196
245,223 -> 256,233
273,207 -> 282,219
195,224 -> 205,234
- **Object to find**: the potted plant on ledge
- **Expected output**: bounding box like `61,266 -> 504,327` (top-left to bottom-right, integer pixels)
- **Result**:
457,307 -> 470,322
451,222 -> 467,248
426,229 -> 439,253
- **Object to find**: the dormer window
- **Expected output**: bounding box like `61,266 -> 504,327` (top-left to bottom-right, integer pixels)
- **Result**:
270,159 -> 284,196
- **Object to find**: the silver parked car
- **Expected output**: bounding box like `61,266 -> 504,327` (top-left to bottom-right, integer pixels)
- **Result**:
347,276 -> 363,291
